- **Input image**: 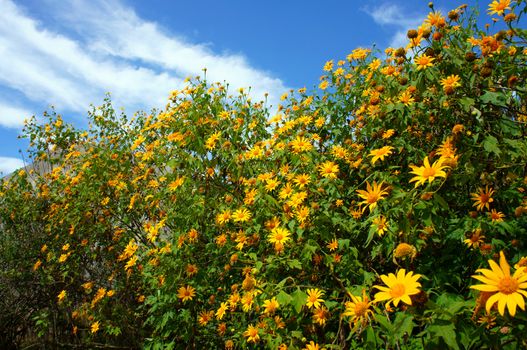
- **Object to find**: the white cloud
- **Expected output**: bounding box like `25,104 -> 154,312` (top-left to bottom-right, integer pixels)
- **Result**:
0,0 -> 288,122
364,3 -> 425,49
0,157 -> 24,174
0,102 -> 33,128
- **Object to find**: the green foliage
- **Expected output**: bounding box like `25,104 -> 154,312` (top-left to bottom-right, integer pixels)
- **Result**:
1,1 -> 527,349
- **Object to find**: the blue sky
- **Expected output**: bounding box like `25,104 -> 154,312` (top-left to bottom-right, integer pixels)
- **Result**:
0,0 -> 504,173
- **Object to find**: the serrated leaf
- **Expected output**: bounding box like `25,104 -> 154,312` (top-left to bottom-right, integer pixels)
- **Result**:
482,135 -> 501,156
291,288 -> 307,314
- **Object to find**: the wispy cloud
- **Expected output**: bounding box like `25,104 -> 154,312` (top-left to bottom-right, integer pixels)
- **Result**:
364,3 -> 425,49
0,101 -> 33,128
0,156 -> 24,174
0,0 -> 289,166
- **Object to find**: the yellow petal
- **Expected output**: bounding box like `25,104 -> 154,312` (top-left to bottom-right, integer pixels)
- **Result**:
470,284 -> 500,292
488,260 -> 505,278
499,251 -> 511,277
472,275 -> 499,286
506,296 -> 517,317
486,293 -> 500,314
497,295 -> 507,316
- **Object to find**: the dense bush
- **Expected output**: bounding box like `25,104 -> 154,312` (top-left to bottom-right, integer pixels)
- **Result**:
1,1 -> 527,349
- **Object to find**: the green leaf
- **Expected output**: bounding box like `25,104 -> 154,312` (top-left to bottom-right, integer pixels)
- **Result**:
276,290 -> 292,306
291,288 -> 307,314
482,135 -> 501,156
287,259 -> 302,270
428,321 -> 459,350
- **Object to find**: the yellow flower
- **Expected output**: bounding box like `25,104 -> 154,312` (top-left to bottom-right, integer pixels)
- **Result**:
440,74 -> 462,92
398,91 -> 415,106
342,290 -> 373,327
393,243 -> 417,259
91,321 -> 100,334
488,0 -> 512,16
268,227 -> 291,245
177,285 -> 196,302
198,310 -> 214,326
464,228 -> 485,249
318,161 -> 339,179
471,186 -> 494,211
57,290 -> 67,303
290,136 -> 313,154
409,156 -> 448,187
414,54 -> 435,70
215,210 -> 231,225
326,239 -> 338,252
369,146 -> 393,165
489,209 -> 505,222
373,269 -> 422,307
263,297 -> 280,314
232,208 -> 252,223
312,306 -> 329,326
243,324 -> 260,343
306,288 -> 325,309
382,129 -> 395,139
372,215 -> 389,236
216,302 -> 228,320
471,251 -> 527,316
356,181 -> 389,212
303,341 -> 322,350
293,173 -> 311,188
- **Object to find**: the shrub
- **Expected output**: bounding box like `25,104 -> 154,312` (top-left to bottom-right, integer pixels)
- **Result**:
1,1 -> 527,349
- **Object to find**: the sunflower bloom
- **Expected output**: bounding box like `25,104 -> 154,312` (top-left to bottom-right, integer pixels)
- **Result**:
440,74 -> 462,93
356,181 -> 389,212
177,285 -> 196,302
318,161 -> 339,179
414,54 -> 435,70
342,290 -> 374,327
409,156 -> 448,187
232,208 -> 252,222
268,227 -> 291,245
471,251 -> 527,316
243,324 -> 260,343
369,146 -> 393,165
471,186 -> 494,211
306,288 -> 325,309
263,297 -> 280,314
303,341 -> 322,350
373,269 -> 422,307
488,0 -> 512,16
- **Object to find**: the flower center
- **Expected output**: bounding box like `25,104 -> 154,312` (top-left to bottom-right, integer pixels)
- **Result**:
498,276 -> 519,295
422,167 -> 436,178
480,194 -> 489,203
367,194 -> 379,204
390,283 -> 406,298
354,301 -> 369,316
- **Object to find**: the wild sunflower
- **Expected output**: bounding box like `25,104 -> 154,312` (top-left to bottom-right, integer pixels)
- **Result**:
414,54 -> 435,70
243,324 -> 260,343
177,285 -> 196,302
306,288 -> 325,309
342,290 -> 374,327
488,0 -> 512,16
409,156 -> 448,187
356,181 -> 389,212
369,146 -> 394,165
318,161 -> 339,179
471,185 -> 494,211
263,297 -> 279,314
471,251 -> 527,316
440,74 -> 462,93
268,227 -> 291,245
232,207 -> 252,222
373,269 -> 422,307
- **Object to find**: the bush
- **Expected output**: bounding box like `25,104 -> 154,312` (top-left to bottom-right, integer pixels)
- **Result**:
1,1 -> 527,349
